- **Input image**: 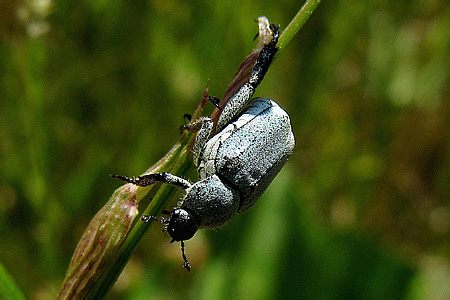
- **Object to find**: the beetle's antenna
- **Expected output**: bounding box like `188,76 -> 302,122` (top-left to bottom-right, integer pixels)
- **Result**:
180,241 -> 191,272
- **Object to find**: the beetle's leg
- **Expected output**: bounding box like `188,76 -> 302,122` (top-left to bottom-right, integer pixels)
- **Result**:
111,172 -> 192,190
187,116 -> 214,167
179,114 -> 193,134
141,214 -> 168,224
216,22 -> 279,132
183,113 -> 192,122
168,239 -> 191,271
248,23 -> 279,87
208,96 -> 222,110
180,240 -> 191,272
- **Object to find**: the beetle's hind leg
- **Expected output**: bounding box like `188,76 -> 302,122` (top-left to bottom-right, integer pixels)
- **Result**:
216,19 -> 279,132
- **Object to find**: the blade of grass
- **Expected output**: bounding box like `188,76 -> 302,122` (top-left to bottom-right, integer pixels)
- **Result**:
0,263 -> 25,300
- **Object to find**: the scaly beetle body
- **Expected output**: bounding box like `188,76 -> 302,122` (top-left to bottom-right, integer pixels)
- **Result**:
196,97 -> 294,217
113,17 -> 295,271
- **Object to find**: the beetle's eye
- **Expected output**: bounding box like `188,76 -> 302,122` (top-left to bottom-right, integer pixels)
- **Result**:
166,208 -> 199,241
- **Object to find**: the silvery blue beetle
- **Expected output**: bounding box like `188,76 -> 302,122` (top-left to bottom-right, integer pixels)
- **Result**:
112,17 -> 295,271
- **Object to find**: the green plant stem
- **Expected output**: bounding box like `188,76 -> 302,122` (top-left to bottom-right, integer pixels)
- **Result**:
96,136 -> 195,297
277,0 -> 321,51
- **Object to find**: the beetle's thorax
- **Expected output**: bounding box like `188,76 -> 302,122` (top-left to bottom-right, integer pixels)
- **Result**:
180,175 -> 240,229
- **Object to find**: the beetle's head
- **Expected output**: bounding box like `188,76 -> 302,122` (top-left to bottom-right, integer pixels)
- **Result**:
141,208 -> 199,271
166,208 -> 199,242
163,208 -> 199,271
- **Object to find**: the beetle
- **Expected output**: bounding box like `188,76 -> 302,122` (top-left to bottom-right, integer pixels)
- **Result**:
112,17 -> 295,271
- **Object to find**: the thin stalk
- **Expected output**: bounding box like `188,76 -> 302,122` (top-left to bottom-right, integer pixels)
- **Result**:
278,0 -> 321,51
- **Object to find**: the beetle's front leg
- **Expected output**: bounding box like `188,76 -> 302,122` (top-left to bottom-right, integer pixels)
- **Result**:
111,172 -> 192,190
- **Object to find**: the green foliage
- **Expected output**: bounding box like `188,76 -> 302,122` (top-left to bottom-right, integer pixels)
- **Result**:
0,0 -> 448,299
0,263 -> 25,300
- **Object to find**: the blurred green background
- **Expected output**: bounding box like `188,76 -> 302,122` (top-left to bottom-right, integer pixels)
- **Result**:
1,0 -> 448,299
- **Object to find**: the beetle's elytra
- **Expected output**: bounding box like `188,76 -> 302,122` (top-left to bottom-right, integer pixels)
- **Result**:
197,97 -> 294,216
112,17 -> 295,271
